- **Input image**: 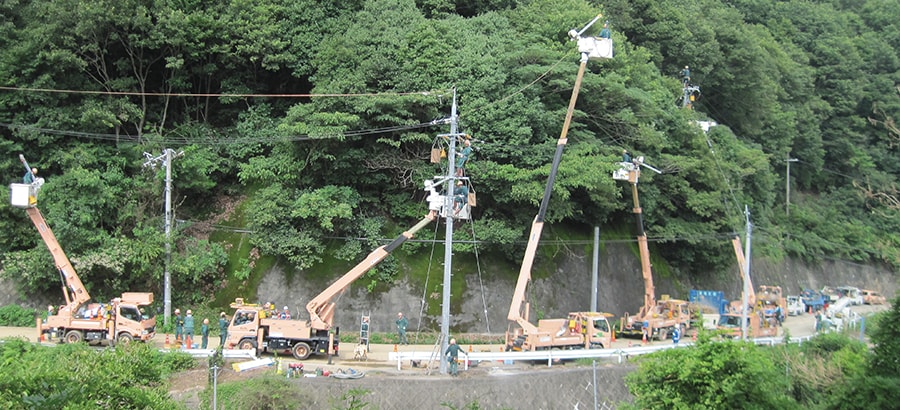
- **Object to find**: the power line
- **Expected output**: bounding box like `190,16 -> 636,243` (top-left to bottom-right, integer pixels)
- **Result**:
0,121 -> 440,145
0,85 -> 439,99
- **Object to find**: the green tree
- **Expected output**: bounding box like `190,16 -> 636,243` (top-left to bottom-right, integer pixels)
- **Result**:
623,334 -> 798,409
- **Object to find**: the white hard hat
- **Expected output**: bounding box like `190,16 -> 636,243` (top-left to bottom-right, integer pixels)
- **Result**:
283,306 -> 289,310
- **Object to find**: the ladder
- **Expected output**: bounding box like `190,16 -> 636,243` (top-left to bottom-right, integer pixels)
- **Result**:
359,313 -> 370,352
426,332 -> 445,375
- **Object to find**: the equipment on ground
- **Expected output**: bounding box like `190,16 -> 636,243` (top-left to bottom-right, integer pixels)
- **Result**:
12,155 -> 156,346
504,15 -> 614,353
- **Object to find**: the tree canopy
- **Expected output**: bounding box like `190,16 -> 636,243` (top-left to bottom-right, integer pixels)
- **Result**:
0,0 -> 897,304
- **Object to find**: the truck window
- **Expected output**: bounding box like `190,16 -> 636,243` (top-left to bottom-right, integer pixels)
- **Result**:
593,319 -> 609,332
119,306 -> 140,322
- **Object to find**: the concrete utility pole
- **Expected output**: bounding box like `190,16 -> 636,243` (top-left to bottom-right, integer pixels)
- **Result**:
741,205 -> 753,340
143,148 -> 184,327
591,227 -> 600,312
785,157 -> 799,216
439,88 -> 460,374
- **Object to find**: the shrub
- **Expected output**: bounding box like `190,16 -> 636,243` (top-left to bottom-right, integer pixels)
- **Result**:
0,305 -> 38,327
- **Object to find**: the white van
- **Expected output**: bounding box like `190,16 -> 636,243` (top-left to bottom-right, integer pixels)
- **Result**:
837,286 -> 863,306
787,295 -> 806,316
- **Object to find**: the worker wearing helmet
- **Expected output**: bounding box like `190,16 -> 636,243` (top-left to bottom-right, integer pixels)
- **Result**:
445,338 -> 462,376
23,167 -> 37,184
396,312 -> 409,345
219,312 -> 229,347
201,318 -> 210,349
174,308 -> 184,343
183,309 -> 195,349
279,306 -> 291,320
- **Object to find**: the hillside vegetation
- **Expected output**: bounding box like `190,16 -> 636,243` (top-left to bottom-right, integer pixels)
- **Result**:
0,0 -> 897,308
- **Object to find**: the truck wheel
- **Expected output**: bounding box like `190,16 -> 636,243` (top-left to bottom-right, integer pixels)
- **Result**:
292,342 -> 311,360
117,333 -> 134,345
64,330 -> 83,344
238,339 -> 258,352
657,328 -> 668,341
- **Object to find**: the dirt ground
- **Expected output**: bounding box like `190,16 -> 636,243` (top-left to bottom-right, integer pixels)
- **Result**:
2,304 -> 885,409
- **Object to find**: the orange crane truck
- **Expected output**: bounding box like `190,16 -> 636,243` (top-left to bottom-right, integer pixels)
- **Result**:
12,155 -> 156,345
614,157 -> 691,341
224,177 -> 452,359
506,15 -> 615,352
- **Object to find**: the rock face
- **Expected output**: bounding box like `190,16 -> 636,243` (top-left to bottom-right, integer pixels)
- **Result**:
256,243 -> 898,335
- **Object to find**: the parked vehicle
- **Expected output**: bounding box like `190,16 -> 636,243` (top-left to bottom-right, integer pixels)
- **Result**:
717,311 -> 778,339
801,289 -> 826,313
836,286 -> 863,306
12,156 -> 156,346
861,289 -> 887,305
786,296 -> 806,316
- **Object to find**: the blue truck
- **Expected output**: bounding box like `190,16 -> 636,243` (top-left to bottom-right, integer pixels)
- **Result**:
689,290 -> 729,314
800,289 -> 826,313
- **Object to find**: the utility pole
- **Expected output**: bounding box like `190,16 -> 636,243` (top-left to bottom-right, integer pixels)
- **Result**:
785,157 -> 798,216
741,205 -> 753,341
143,148 -> 184,327
591,227 -> 599,312
439,88 -> 460,374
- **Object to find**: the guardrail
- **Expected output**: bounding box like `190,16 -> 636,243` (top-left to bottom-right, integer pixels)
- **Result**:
388,334 -> 823,369
159,348 -> 257,359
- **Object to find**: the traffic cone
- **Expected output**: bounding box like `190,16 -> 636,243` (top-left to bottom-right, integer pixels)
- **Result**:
642,332 -> 647,344
164,334 -> 170,349
393,344 -> 398,352
469,345 -> 473,352
611,331 -> 616,342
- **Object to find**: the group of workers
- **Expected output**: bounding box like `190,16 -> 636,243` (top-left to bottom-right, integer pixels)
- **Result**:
259,302 -> 292,320
172,308 -> 214,349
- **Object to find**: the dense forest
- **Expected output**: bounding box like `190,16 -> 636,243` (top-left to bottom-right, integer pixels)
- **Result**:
0,0 -> 897,308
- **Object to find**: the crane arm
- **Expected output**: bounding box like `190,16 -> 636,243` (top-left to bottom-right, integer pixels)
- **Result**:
25,207 -> 91,313
306,214 -> 436,330
631,180 -> 656,317
732,235 -> 754,307
507,58 -> 588,331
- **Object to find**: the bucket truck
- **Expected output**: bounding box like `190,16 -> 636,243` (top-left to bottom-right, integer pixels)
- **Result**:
505,15 -> 615,352
11,155 -> 156,345
717,236 -> 779,338
224,177 -> 452,359
614,157 -> 692,341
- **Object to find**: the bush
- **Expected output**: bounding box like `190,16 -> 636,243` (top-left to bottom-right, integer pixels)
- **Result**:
0,338 -> 184,409
0,305 -> 38,327
202,374 -> 314,409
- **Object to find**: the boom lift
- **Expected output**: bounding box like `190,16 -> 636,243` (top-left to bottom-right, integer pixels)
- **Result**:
11,155 -> 156,345
505,15 -> 615,352
615,157 -> 692,341
717,236 -> 779,338
224,177 -> 455,359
